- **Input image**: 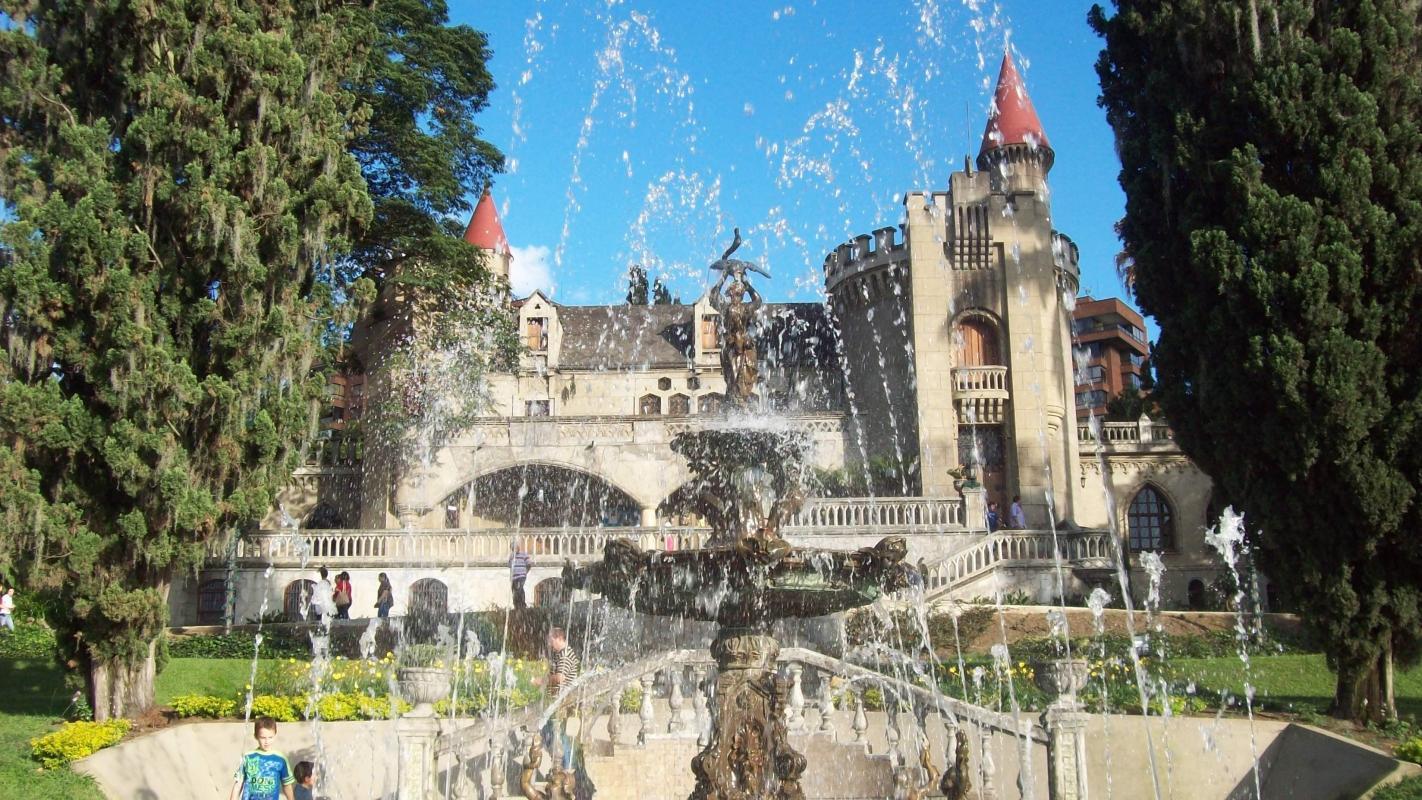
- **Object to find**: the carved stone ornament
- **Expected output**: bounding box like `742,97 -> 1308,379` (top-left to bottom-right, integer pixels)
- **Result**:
938,729 -> 973,800
690,629 -> 806,800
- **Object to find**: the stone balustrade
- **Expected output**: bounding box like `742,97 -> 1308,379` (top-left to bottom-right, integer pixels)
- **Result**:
1075,415 -> 1174,448
953,365 -> 1009,395
922,530 -> 1115,599
213,497 -> 971,567
791,496 -> 964,528
424,645 -> 1053,800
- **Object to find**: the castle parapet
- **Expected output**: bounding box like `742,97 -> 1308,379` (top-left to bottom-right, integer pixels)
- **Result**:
823,225 -> 908,293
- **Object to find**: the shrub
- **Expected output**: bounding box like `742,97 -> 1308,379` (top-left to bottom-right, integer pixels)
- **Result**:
1397,738 -> 1422,766
168,630 -> 308,660
30,719 -> 130,768
0,619 -> 59,658
314,692 -> 358,721
248,694 -> 301,722
170,694 -> 237,719
619,685 -> 643,714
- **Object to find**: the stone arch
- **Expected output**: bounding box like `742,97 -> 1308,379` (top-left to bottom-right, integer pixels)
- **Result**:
951,308 -> 1004,366
283,579 -> 316,621
304,502 -> 345,530
442,461 -> 644,529
1125,482 -> 1175,552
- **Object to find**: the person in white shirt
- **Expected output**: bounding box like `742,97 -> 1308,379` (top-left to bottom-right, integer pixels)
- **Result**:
0,587 -> 15,632
1009,496 -> 1027,529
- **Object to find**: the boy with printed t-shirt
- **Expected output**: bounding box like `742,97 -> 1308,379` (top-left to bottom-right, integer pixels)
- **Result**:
229,717 -> 296,800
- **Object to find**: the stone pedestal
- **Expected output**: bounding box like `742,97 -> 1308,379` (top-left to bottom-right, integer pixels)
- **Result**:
1037,658 -> 1090,800
961,485 -> 987,531
690,627 -> 806,800
397,715 -> 440,800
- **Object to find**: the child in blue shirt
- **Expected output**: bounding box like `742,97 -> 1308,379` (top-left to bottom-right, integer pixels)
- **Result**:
228,717 -> 295,800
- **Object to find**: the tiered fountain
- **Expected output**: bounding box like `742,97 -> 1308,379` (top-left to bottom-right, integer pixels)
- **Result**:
564,232 -> 918,799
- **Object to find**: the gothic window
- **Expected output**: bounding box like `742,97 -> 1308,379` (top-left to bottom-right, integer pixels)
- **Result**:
697,393 -> 723,414
668,394 -> 691,415
955,317 -> 1001,366
701,317 -> 719,349
198,579 -> 227,625
1127,485 -> 1174,552
639,394 -> 662,415
687,377 -> 701,390
525,317 -> 548,350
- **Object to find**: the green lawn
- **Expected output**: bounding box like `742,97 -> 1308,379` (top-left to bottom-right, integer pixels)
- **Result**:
1172,653 -> 1422,720
155,657 -> 273,704
0,659 -> 105,800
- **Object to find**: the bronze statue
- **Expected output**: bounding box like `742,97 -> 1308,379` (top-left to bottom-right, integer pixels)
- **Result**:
709,228 -> 765,408
519,735 -> 576,800
938,729 -> 973,800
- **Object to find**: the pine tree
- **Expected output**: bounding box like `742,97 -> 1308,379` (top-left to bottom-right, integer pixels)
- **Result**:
626,265 -> 650,305
1092,0 -> 1422,720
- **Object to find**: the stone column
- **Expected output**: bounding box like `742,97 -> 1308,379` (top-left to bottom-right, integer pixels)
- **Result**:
396,715 -> 440,800
1037,658 -> 1090,800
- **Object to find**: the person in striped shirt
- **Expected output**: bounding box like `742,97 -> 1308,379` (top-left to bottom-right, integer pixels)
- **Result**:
537,627 -> 580,773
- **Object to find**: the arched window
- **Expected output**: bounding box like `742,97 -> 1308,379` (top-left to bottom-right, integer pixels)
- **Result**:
284,580 -> 316,621
638,394 -> 662,415
1187,579 -> 1206,611
408,578 -> 449,620
1127,485 -> 1174,552
955,316 -> 1001,367
198,579 -> 228,625
668,394 -> 691,415
697,393 -> 723,414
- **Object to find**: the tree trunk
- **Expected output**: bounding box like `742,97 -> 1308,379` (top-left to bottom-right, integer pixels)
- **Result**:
1333,646 -> 1396,724
90,637 -> 158,722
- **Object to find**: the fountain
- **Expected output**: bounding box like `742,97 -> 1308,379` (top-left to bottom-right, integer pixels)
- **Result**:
563,230 -> 918,799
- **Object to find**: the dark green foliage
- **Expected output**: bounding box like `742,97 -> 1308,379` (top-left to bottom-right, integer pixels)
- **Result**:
626,266 -> 650,305
1092,0 -> 1422,720
0,0 -> 510,719
167,630 -> 310,661
0,621 -> 59,659
1104,386 -> 1160,421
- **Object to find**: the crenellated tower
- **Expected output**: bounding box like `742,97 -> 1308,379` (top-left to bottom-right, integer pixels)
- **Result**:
825,50 -> 1081,526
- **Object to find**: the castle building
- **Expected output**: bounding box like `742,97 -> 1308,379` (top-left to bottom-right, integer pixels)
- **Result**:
1072,297 -> 1150,419
173,52 -> 1225,628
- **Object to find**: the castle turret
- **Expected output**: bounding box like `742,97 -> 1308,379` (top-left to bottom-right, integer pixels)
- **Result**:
463,188 -> 513,283
977,52 -> 1053,194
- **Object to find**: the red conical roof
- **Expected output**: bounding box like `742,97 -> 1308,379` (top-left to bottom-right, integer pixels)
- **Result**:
463,189 -> 510,254
979,51 -> 1050,156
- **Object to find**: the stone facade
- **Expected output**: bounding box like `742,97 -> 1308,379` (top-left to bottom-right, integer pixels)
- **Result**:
178,51 -> 1226,626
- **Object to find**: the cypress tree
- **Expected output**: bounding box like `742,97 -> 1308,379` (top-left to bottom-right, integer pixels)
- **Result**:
1091,0 -> 1422,720
0,0 -> 513,718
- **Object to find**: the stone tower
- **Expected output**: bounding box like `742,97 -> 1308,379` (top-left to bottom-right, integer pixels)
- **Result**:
825,51 -> 1081,526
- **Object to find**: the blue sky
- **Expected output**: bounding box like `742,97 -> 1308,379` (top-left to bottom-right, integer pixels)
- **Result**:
452,0 -> 1135,313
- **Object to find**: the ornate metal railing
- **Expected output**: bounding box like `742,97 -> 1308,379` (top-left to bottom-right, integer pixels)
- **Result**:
921,530 -> 1115,599
424,646 -> 1047,799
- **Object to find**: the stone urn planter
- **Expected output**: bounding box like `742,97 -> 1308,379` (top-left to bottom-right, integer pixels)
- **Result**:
397,666 -> 452,717
1034,658 -> 1090,707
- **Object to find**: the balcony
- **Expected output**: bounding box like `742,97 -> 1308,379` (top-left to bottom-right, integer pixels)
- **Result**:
1076,416 -> 1177,453
952,365 -> 1009,424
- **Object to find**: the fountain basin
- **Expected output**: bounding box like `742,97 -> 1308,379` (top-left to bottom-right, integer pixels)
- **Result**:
563,536 -> 916,626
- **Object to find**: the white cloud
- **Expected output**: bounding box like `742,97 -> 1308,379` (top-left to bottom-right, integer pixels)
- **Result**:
509,244 -> 554,297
